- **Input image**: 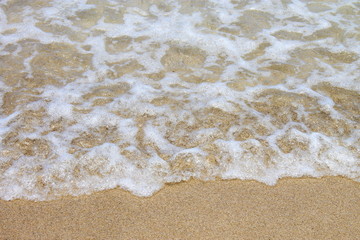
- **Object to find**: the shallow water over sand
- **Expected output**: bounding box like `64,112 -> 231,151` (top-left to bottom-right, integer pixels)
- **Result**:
0,0 -> 359,200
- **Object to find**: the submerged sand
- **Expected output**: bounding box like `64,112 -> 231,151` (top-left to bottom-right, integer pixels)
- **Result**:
1,177 -> 359,240
1,0 -> 359,201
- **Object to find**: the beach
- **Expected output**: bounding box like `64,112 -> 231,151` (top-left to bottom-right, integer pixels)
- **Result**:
1,177 -> 359,239
1,1 -> 359,238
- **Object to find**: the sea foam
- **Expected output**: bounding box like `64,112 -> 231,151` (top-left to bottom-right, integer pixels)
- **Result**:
0,0 -> 359,200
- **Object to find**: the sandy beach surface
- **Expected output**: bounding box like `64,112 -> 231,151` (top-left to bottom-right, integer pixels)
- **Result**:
1,1 -> 359,239
1,177 -> 359,240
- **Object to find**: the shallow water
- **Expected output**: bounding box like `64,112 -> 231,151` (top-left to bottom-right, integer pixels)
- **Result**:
0,0 -> 359,200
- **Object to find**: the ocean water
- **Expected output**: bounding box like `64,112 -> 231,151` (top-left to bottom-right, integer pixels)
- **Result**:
0,0 -> 359,201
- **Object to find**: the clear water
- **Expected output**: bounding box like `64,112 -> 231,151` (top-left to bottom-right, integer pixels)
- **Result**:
0,0 -> 359,200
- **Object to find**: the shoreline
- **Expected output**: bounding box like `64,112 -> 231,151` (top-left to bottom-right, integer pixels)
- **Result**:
1,177 -> 359,239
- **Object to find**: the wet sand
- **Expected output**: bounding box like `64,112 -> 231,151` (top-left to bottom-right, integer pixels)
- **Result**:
1,177 -> 359,240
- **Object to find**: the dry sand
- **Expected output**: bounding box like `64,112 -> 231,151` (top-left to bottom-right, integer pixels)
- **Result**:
0,177 -> 359,240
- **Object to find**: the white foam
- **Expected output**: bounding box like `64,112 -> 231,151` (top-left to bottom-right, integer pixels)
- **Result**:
0,0 -> 359,201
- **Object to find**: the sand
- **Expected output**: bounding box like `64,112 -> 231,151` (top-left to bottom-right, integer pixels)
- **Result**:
0,177 -> 359,240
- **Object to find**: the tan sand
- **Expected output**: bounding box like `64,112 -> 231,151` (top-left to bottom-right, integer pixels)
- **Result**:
0,177 -> 359,240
